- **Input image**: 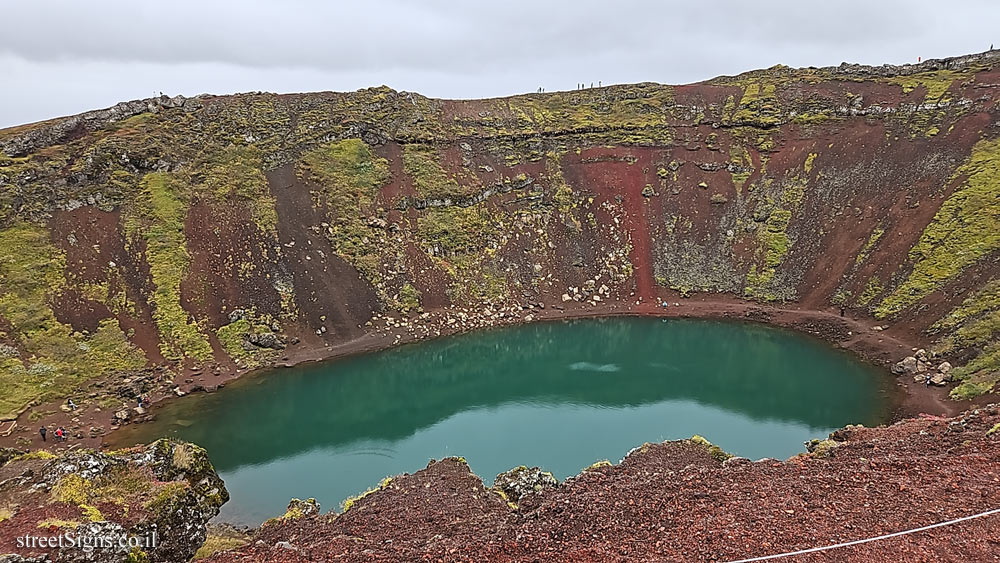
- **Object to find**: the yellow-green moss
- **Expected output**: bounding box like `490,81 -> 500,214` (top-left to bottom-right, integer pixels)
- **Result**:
396,283 -> 421,313
216,313 -> 280,367
876,138 -> 1000,318
417,203 -> 508,304
807,439 -> 840,458
143,482 -> 188,516
12,450 -> 57,462
37,518 -> 80,529
341,476 -> 393,513
200,144 -> 277,234
732,81 -> 783,127
886,69 -> 966,103
403,144 -> 477,200
193,535 -> 248,560
124,173 -> 213,361
857,276 -> 884,307
418,204 -> 496,256
0,223 -> 146,419
298,139 -> 391,290
299,138 -> 390,210
689,435 -> 733,462
855,227 -> 885,265
583,460 -> 612,472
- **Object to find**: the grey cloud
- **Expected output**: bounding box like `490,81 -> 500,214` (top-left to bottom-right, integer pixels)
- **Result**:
1,0 -> 997,127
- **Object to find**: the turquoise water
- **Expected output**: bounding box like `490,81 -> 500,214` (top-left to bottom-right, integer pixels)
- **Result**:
108,317 -> 897,525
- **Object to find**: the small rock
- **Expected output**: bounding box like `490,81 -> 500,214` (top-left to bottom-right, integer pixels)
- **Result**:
494,466 -> 558,503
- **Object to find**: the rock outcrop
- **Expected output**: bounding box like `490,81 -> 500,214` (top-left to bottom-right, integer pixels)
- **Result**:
0,439 -> 228,562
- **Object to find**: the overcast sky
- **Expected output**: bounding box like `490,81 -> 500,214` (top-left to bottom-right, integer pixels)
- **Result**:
1,0 -> 997,128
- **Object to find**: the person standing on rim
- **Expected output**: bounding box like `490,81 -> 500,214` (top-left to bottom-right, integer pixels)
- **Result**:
39,426 -> 46,442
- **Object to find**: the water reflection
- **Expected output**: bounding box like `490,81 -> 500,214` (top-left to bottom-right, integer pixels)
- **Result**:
109,317 -> 896,524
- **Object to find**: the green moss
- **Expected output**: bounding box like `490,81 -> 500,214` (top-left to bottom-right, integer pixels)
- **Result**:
194,535 -> 248,560
418,204 -> 496,256
791,111 -> 834,125
500,84 -> 675,138
12,450 -> 57,461
689,435 -> 733,462
52,474 -> 91,505
857,276 -> 884,307
0,223 -> 146,419
298,139 -> 391,292
807,439 -> 840,458
886,69 -> 965,102
876,138 -> 1000,319
125,173 -> 213,361
493,488 -> 518,510
143,482 -> 188,516
855,227 -> 884,265
583,460 -> 612,472
341,476 -> 393,513
396,283 -> 421,313
403,144 -> 478,200
933,280 -> 1000,364
216,313 -> 280,368
729,145 -> 753,193
37,518 -> 80,529
200,144 -> 276,234
299,138 -> 390,210
732,81 -> 783,127
744,209 -> 791,301
986,423 -> 1000,436
950,380 -> 994,400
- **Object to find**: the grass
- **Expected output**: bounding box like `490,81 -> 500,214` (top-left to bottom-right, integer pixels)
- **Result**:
876,138 -> 1000,319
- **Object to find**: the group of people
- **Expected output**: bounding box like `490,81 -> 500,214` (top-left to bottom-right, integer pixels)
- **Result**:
37,396 -> 149,443
38,426 -> 68,442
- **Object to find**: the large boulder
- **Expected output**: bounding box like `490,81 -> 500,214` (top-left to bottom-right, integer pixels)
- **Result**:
0,439 -> 228,563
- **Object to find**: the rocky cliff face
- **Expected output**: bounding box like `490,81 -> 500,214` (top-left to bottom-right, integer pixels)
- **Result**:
1,51 -> 1000,428
0,439 -> 227,562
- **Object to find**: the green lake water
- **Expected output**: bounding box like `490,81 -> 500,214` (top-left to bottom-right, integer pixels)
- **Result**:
108,317 -> 898,525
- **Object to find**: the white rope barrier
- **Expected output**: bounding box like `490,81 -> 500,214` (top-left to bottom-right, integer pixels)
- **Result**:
723,507 -> 1000,562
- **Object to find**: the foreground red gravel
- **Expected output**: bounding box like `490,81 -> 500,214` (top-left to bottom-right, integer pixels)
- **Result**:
204,407 -> 1000,562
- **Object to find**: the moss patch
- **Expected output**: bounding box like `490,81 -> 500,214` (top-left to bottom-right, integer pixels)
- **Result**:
0,223 -> 146,419
124,173 -> 213,362
689,435 -> 733,463
403,144 -> 478,200
298,138 -> 392,291
194,535 -> 248,560
200,144 -> 277,234
341,476 -> 393,513
876,138 -> 1000,319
